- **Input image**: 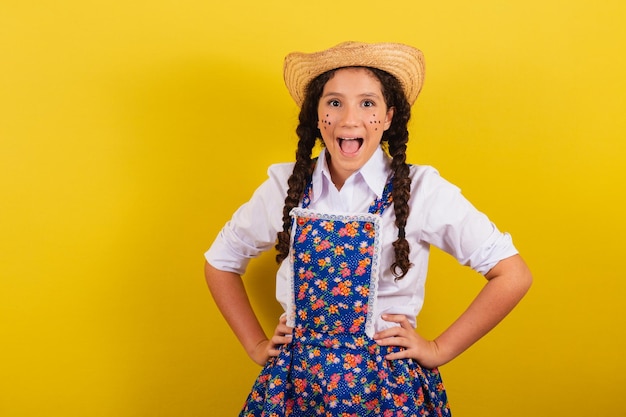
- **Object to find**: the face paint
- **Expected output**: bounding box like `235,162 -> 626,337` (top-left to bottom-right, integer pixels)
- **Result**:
369,114 -> 382,130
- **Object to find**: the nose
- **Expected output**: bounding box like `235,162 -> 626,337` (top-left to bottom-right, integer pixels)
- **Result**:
339,104 -> 359,127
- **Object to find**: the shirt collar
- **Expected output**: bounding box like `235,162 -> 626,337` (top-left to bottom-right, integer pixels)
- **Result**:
310,147 -> 392,203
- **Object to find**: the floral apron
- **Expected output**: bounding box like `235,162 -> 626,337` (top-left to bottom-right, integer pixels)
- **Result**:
240,179 -> 451,416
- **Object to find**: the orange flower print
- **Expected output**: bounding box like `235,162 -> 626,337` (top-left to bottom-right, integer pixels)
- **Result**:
331,280 -> 352,296
324,393 -> 338,408
343,372 -> 356,389
270,377 -> 283,388
269,392 -> 284,405
343,353 -> 362,370
327,304 -> 339,314
356,285 -> 369,297
358,241 -> 375,255
349,316 -> 365,333
365,398 -> 379,411
355,258 -> 371,276
392,392 -> 408,407
285,398 -> 295,413
296,223 -> 312,243
293,378 -> 307,393
327,373 -> 341,391
298,309 -> 307,320
364,381 -> 377,394
416,387 -> 424,406
311,298 -> 325,310
333,245 -> 345,256
321,220 -> 334,231
298,251 -> 311,263
338,222 -> 356,238
309,363 -> 322,375
315,279 -> 328,291
358,241 -> 369,254
354,335 -> 366,347
341,281 -> 352,295
328,322 -> 345,335
297,282 -> 308,300
298,267 -> 315,280
294,326 -> 305,338
315,239 -> 331,252
311,382 -> 323,394
318,256 -> 331,268
350,392 -> 362,404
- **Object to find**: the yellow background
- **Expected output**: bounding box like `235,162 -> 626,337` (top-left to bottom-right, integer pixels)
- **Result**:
1,1 -> 625,415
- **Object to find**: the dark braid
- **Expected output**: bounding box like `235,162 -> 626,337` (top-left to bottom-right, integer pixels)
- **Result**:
369,68 -> 413,279
275,70 -> 336,263
276,67 -> 414,280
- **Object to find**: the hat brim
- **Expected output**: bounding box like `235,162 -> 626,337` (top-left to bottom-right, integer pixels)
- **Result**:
283,41 -> 425,107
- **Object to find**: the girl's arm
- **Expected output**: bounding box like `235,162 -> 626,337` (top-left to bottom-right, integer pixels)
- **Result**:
204,261 -> 292,365
373,254 -> 532,368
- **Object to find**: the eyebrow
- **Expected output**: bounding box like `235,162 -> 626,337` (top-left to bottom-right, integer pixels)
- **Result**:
321,92 -> 383,99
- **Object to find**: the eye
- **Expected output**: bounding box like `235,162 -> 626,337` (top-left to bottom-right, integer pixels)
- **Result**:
362,100 -> 375,107
328,99 -> 341,107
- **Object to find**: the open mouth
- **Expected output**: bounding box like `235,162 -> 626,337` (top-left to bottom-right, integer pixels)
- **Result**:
338,137 -> 363,154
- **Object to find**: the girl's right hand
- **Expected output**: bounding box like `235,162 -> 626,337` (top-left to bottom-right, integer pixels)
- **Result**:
249,314 -> 293,365
269,314 -> 294,357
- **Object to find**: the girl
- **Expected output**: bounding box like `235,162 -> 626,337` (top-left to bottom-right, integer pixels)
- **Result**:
205,41 -> 532,416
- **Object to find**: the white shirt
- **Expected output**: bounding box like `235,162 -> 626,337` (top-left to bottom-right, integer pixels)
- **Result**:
205,147 -> 518,333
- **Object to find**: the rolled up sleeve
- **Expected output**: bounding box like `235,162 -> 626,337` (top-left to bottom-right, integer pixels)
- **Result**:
204,163 -> 293,274
417,169 -> 518,275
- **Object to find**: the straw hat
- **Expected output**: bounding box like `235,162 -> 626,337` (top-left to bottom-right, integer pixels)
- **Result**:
283,41 -> 425,107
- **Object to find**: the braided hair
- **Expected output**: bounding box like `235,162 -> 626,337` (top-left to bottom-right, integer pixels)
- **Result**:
275,67 -> 413,279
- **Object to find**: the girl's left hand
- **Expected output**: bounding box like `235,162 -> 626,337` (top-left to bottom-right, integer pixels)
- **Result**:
373,314 -> 443,369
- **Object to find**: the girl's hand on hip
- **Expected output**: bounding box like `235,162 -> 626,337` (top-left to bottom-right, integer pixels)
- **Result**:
269,314 -> 293,357
373,314 -> 442,369
249,314 -> 293,365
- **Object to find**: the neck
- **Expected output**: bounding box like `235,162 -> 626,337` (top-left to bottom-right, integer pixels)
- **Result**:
325,152 -> 348,190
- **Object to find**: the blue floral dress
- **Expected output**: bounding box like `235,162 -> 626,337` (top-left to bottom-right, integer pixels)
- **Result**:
240,179 -> 451,416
